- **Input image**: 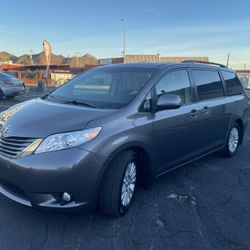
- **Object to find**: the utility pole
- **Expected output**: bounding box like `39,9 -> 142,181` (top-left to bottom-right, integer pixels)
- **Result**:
226,53 -> 230,67
121,19 -> 126,61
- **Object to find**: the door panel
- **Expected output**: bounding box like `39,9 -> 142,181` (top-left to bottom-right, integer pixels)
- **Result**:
194,97 -> 233,151
152,69 -> 203,173
153,103 -> 204,172
192,69 -> 233,151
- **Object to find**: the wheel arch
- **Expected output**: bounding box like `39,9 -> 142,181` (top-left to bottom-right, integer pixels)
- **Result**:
235,118 -> 244,144
0,88 -> 4,98
97,142 -> 155,197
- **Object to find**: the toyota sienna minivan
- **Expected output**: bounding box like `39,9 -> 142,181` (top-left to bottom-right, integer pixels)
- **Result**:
0,61 -> 248,217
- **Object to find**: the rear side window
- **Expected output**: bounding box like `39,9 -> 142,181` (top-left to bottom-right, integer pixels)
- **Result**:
221,71 -> 243,96
193,70 -> 224,101
156,70 -> 192,105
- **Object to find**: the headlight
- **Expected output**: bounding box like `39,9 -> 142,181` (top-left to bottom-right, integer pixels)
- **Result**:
35,127 -> 101,154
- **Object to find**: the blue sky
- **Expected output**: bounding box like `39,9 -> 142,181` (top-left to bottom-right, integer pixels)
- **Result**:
0,0 -> 250,68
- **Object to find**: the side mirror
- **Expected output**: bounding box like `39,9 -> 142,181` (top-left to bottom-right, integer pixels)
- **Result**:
157,94 -> 182,110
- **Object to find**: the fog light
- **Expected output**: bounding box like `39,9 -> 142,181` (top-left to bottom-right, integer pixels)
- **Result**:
62,192 -> 71,202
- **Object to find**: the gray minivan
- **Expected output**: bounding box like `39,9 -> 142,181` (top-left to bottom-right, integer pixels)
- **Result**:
0,61 -> 248,217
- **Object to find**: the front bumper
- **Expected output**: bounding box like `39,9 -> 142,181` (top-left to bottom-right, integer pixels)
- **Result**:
2,86 -> 25,96
0,147 -> 109,211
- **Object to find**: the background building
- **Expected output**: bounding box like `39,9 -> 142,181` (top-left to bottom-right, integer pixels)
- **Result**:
99,54 -> 208,65
1,52 -> 209,86
237,70 -> 250,89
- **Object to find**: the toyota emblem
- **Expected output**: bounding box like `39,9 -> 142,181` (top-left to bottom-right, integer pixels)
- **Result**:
2,125 -> 11,138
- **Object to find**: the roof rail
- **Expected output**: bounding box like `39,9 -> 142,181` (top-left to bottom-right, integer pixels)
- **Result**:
182,60 -> 227,68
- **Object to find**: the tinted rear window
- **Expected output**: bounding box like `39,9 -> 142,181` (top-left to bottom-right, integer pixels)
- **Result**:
193,70 -> 224,101
221,71 -> 243,96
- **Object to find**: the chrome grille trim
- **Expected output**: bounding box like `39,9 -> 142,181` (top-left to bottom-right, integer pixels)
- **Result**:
0,137 -> 36,158
0,137 -> 35,143
0,144 -> 20,152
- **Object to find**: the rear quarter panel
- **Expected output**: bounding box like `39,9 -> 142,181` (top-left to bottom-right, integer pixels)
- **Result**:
230,95 -> 249,132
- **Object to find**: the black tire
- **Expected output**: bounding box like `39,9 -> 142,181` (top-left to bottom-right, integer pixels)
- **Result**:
222,123 -> 240,157
99,150 -> 137,217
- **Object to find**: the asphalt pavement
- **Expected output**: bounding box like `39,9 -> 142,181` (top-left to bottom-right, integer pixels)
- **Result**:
0,93 -> 250,250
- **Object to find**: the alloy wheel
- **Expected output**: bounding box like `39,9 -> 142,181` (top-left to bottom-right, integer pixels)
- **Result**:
228,127 -> 239,153
121,161 -> 136,207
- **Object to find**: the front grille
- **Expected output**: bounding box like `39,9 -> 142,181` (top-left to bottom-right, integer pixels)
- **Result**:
0,136 -> 35,158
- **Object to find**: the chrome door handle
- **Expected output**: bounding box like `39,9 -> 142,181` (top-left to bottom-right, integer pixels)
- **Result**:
190,109 -> 199,118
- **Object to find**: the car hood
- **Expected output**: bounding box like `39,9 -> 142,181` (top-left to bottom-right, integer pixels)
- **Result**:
2,98 -> 116,138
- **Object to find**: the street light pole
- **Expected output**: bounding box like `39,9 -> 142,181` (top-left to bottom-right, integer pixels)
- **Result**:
121,19 -> 126,61
30,48 -> 33,65
76,52 -> 80,67
226,53 -> 230,67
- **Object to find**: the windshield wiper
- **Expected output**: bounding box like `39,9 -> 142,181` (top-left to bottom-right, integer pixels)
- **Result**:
65,100 -> 98,108
40,93 -> 49,99
42,94 -> 63,102
42,94 -> 98,108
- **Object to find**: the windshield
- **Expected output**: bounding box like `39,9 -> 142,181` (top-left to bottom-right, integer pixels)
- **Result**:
49,66 -> 156,109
